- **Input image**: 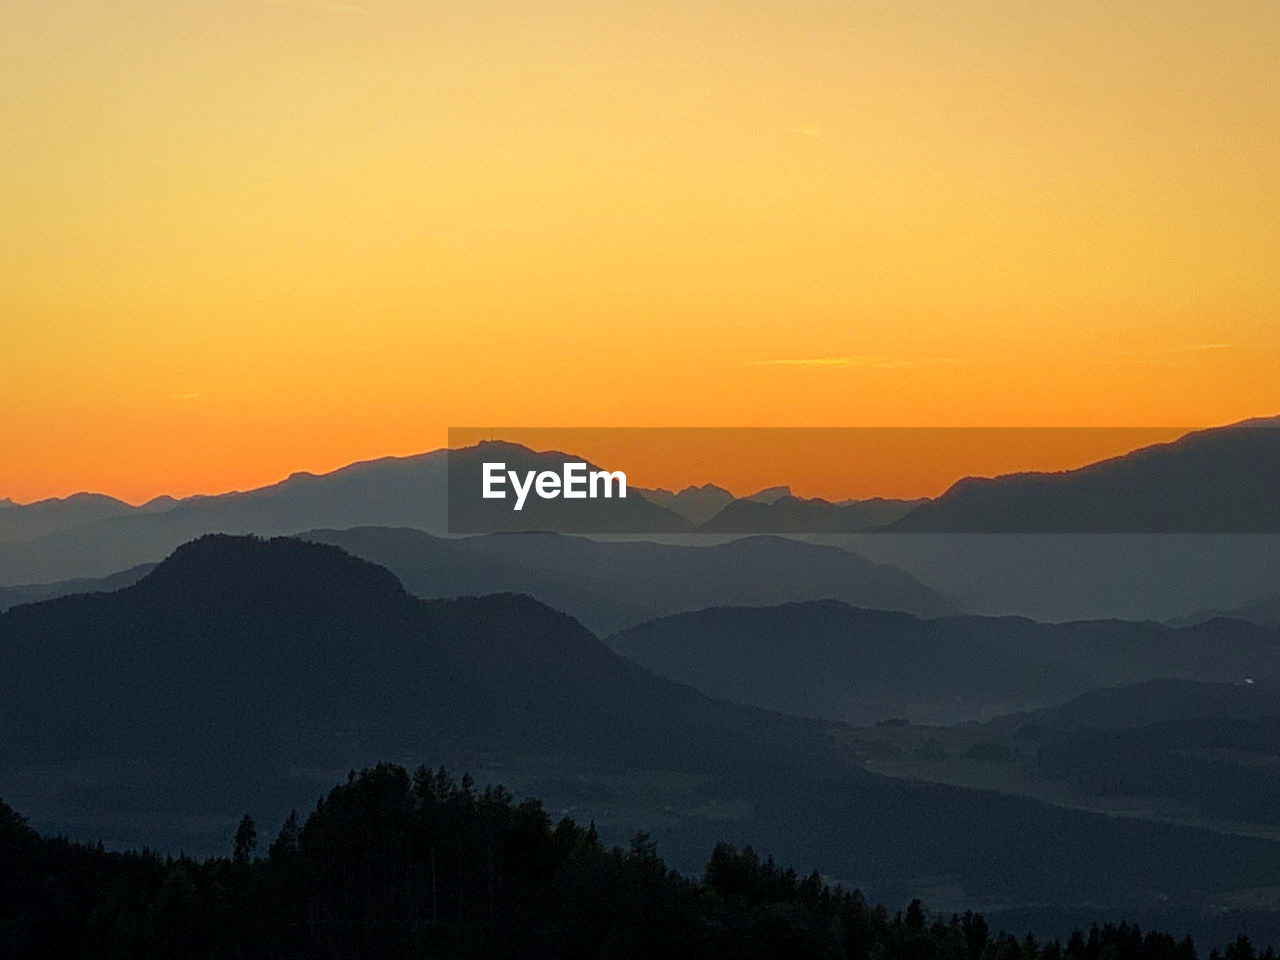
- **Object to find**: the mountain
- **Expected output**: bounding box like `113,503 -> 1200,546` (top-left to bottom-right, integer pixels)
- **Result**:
0,563 -> 155,613
839,678 -> 1280,859
1010,683 -> 1280,829
0,534 -> 832,850
1034,716 -> 1280,827
5,419 -> 1274,624
6,535 -> 1280,923
1169,597 -> 1280,629
607,601 -> 1280,724
699,495 -> 923,533
302,527 -> 956,633
0,534 -> 815,773
886,418 -> 1280,533
0,452 -> 451,584
746,485 -> 792,504
0,492 -> 144,543
1016,678 -> 1280,731
845,532 -> 1280,623
639,483 -> 735,524
4,767 -> 1266,959
0,443 -> 697,584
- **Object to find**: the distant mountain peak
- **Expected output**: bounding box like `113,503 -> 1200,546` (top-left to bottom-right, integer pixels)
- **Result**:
745,485 -> 791,504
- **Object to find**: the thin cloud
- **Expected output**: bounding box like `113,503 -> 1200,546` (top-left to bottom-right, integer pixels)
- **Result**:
1119,343 -> 1239,365
1156,343 -> 1237,354
865,357 -> 963,370
260,0 -> 369,13
751,357 -> 851,367
749,355 -> 962,370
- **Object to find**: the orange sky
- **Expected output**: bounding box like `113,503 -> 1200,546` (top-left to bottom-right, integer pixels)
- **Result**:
2,1 -> 1278,504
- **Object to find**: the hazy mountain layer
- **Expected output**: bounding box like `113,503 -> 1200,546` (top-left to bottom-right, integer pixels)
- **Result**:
608,600 -> 1280,724
304,527 -> 956,633
3,535 -> 1278,920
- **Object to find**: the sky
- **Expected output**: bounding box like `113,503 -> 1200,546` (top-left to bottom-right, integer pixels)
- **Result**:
2,0 -> 1278,503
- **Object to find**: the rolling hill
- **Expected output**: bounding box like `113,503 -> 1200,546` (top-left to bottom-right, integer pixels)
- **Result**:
303,527 -> 956,633
608,601 -> 1280,724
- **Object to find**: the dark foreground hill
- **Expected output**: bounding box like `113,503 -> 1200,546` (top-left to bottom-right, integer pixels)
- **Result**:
607,601 -> 1280,724
304,527 -> 955,633
4,536 -> 1280,933
0,535 -> 830,779
0,562 -> 155,613
5,763 -> 1259,960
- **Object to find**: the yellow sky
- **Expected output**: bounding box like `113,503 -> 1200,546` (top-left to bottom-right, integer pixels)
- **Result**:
2,0 -> 1278,502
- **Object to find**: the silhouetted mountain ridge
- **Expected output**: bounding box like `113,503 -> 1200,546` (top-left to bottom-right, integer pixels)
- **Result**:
701,495 -> 923,533
1013,678 -> 1280,732
0,492 -> 141,544
888,418 -> 1280,533
0,563 -> 156,613
639,483 -> 735,524
608,600 -> 1280,724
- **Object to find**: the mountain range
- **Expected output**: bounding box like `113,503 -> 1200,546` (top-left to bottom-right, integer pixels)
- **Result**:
4,534 -> 1280,927
886,419 -> 1280,533
0,492 -> 174,543
0,529 -> 951,626
303,527 -> 955,632
1,418 -> 1277,623
607,600 -> 1280,724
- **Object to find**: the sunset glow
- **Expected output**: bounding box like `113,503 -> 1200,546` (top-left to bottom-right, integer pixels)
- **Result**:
3,1 -> 1277,502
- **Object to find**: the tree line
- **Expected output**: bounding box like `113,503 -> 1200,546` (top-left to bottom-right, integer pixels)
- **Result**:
0,763 -> 1270,960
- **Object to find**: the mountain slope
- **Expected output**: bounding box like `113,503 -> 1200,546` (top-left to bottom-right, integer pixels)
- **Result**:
0,493 -> 145,543
0,452 -> 451,583
303,527 -> 956,633
888,419 -> 1280,533
638,483 -> 735,524
0,534 -> 822,772
1015,678 -> 1280,731
3,535 -> 1280,919
608,601 -> 1280,724
1169,597 -> 1280,629
0,563 -> 155,613
0,443 -> 695,584
699,495 -> 924,533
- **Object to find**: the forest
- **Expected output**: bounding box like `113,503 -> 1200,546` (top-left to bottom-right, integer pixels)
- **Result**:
1,763 -> 1269,960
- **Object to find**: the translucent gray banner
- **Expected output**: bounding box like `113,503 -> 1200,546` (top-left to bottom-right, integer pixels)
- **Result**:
446,423 -> 1280,534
